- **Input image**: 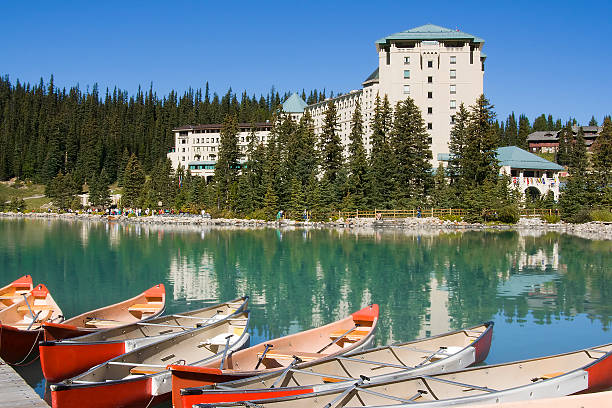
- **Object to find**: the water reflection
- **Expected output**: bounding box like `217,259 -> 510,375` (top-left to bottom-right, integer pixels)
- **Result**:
0,219 -> 610,401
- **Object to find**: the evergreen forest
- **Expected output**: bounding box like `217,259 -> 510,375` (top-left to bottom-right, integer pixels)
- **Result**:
1,75 -> 611,222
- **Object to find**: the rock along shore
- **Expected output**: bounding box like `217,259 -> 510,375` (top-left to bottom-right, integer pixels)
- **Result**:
1,211 -> 611,241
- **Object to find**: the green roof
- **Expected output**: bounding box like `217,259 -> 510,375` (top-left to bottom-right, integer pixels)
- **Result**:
439,146 -> 564,171
376,24 -> 484,45
496,146 -> 564,171
282,93 -> 307,113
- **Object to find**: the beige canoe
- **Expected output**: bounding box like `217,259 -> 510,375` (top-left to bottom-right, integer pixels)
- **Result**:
0,275 -> 33,310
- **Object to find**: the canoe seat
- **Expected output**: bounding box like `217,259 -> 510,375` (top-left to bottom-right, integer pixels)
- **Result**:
85,319 -> 125,328
17,305 -> 54,313
199,327 -> 244,347
541,372 -> 564,379
256,350 -> 328,362
128,303 -> 162,313
329,329 -> 370,343
129,368 -> 163,375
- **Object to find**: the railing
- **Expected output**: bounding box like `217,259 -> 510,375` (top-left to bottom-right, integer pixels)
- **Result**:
519,208 -> 560,217
337,208 -> 468,219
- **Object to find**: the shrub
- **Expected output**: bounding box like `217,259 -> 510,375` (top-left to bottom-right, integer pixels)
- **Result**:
496,206 -> 520,224
590,209 -> 612,222
541,214 -> 561,224
247,208 -> 270,221
567,208 -> 592,224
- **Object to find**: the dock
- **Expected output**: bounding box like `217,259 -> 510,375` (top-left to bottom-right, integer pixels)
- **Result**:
0,360 -> 48,407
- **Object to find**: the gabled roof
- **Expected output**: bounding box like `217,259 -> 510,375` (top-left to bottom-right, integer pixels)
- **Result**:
376,24 -> 484,45
282,93 -> 307,113
496,146 -> 564,171
528,130 -> 560,142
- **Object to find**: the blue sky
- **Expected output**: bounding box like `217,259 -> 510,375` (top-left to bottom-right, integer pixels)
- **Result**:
2,1 -> 611,125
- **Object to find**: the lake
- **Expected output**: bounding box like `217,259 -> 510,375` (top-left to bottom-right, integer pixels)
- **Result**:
0,218 -> 610,404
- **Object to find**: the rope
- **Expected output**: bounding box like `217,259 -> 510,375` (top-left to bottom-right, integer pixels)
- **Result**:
0,319 -> 43,367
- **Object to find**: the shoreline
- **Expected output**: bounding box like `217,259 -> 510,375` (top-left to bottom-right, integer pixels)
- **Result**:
1,211 -> 611,241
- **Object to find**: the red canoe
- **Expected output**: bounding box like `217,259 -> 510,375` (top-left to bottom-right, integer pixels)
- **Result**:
42,284 -> 166,341
169,304 -> 379,408
0,283 -> 63,364
0,275 -> 33,310
49,311 -> 251,408
179,322 -> 493,408
39,296 -> 248,382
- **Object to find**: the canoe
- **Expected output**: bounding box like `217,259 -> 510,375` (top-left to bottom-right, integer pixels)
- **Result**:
49,311 -> 251,408
463,390 -> 612,408
0,283 -> 63,364
170,304 -> 379,408
179,321 -> 493,408
0,275 -> 33,310
40,296 -> 248,382
191,343 -> 612,408
42,283 -> 166,341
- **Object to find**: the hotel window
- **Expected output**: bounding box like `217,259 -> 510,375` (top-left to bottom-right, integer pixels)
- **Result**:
428,76 -> 433,83
404,56 -> 410,64
450,69 -> 456,79
403,85 -> 410,94
427,60 -> 433,68
450,84 -> 456,94
450,100 -> 457,109
427,107 -> 433,114
404,70 -> 410,79
428,91 -> 433,99
451,115 -> 456,124
427,123 -> 433,130
450,55 -> 456,64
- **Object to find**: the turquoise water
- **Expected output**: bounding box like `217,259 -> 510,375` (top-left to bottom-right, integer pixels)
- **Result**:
0,218 -> 610,404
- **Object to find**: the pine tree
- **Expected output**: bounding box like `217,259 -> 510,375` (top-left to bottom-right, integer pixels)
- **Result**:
503,113 -> 518,146
532,114 -> 547,131
448,103 -> 470,189
121,154 -> 146,207
389,97 -> 432,205
346,100 -> 368,208
367,94 -> 394,208
430,163 -> 453,208
319,101 -> 343,186
214,114 -> 240,209
517,114 -> 531,149
559,127 -> 590,221
589,116 -> 598,126
88,170 -> 111,208
591,116 -> 612,205
463,95 -> 499,186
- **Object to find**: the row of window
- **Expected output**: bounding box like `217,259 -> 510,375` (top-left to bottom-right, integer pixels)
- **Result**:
404,70 -> 457,80
403,84 -> 457,95
404,56 -> 457,65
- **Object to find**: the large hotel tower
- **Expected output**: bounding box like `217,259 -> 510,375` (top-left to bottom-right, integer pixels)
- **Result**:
168,24 -> 485,177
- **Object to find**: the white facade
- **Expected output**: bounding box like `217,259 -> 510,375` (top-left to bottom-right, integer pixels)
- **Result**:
167,24 -> 486,173
305,24 -> 485,166
167,123 -> 272,179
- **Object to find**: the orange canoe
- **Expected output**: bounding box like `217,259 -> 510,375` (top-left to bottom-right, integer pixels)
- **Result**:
0,283 -> 63,364
0,275 -> 33,310
42,284 -> 166,341
169,304 -> 379,408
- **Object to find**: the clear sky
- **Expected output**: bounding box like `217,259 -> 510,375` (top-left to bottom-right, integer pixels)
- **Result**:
2,1 -> 611,125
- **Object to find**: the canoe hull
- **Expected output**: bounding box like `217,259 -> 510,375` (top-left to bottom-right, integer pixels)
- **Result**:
40,340 -> 126,382
0,324 -> 43,365
43,322 -> 93,341
51,376 -> 168,408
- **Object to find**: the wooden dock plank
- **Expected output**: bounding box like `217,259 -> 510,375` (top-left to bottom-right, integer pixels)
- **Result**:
0,360 -> 48,407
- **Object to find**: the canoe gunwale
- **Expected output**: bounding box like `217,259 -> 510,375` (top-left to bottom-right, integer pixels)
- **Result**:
43,295 -> 248,346
179,321 -> 493,398
207,343 -> 612,408
50,310 -> 252,391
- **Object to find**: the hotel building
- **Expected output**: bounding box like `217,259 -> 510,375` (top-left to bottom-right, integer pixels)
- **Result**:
168,24 -> 486,174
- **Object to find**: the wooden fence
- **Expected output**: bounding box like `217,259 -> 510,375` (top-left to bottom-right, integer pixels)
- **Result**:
337,208 -> 468,219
